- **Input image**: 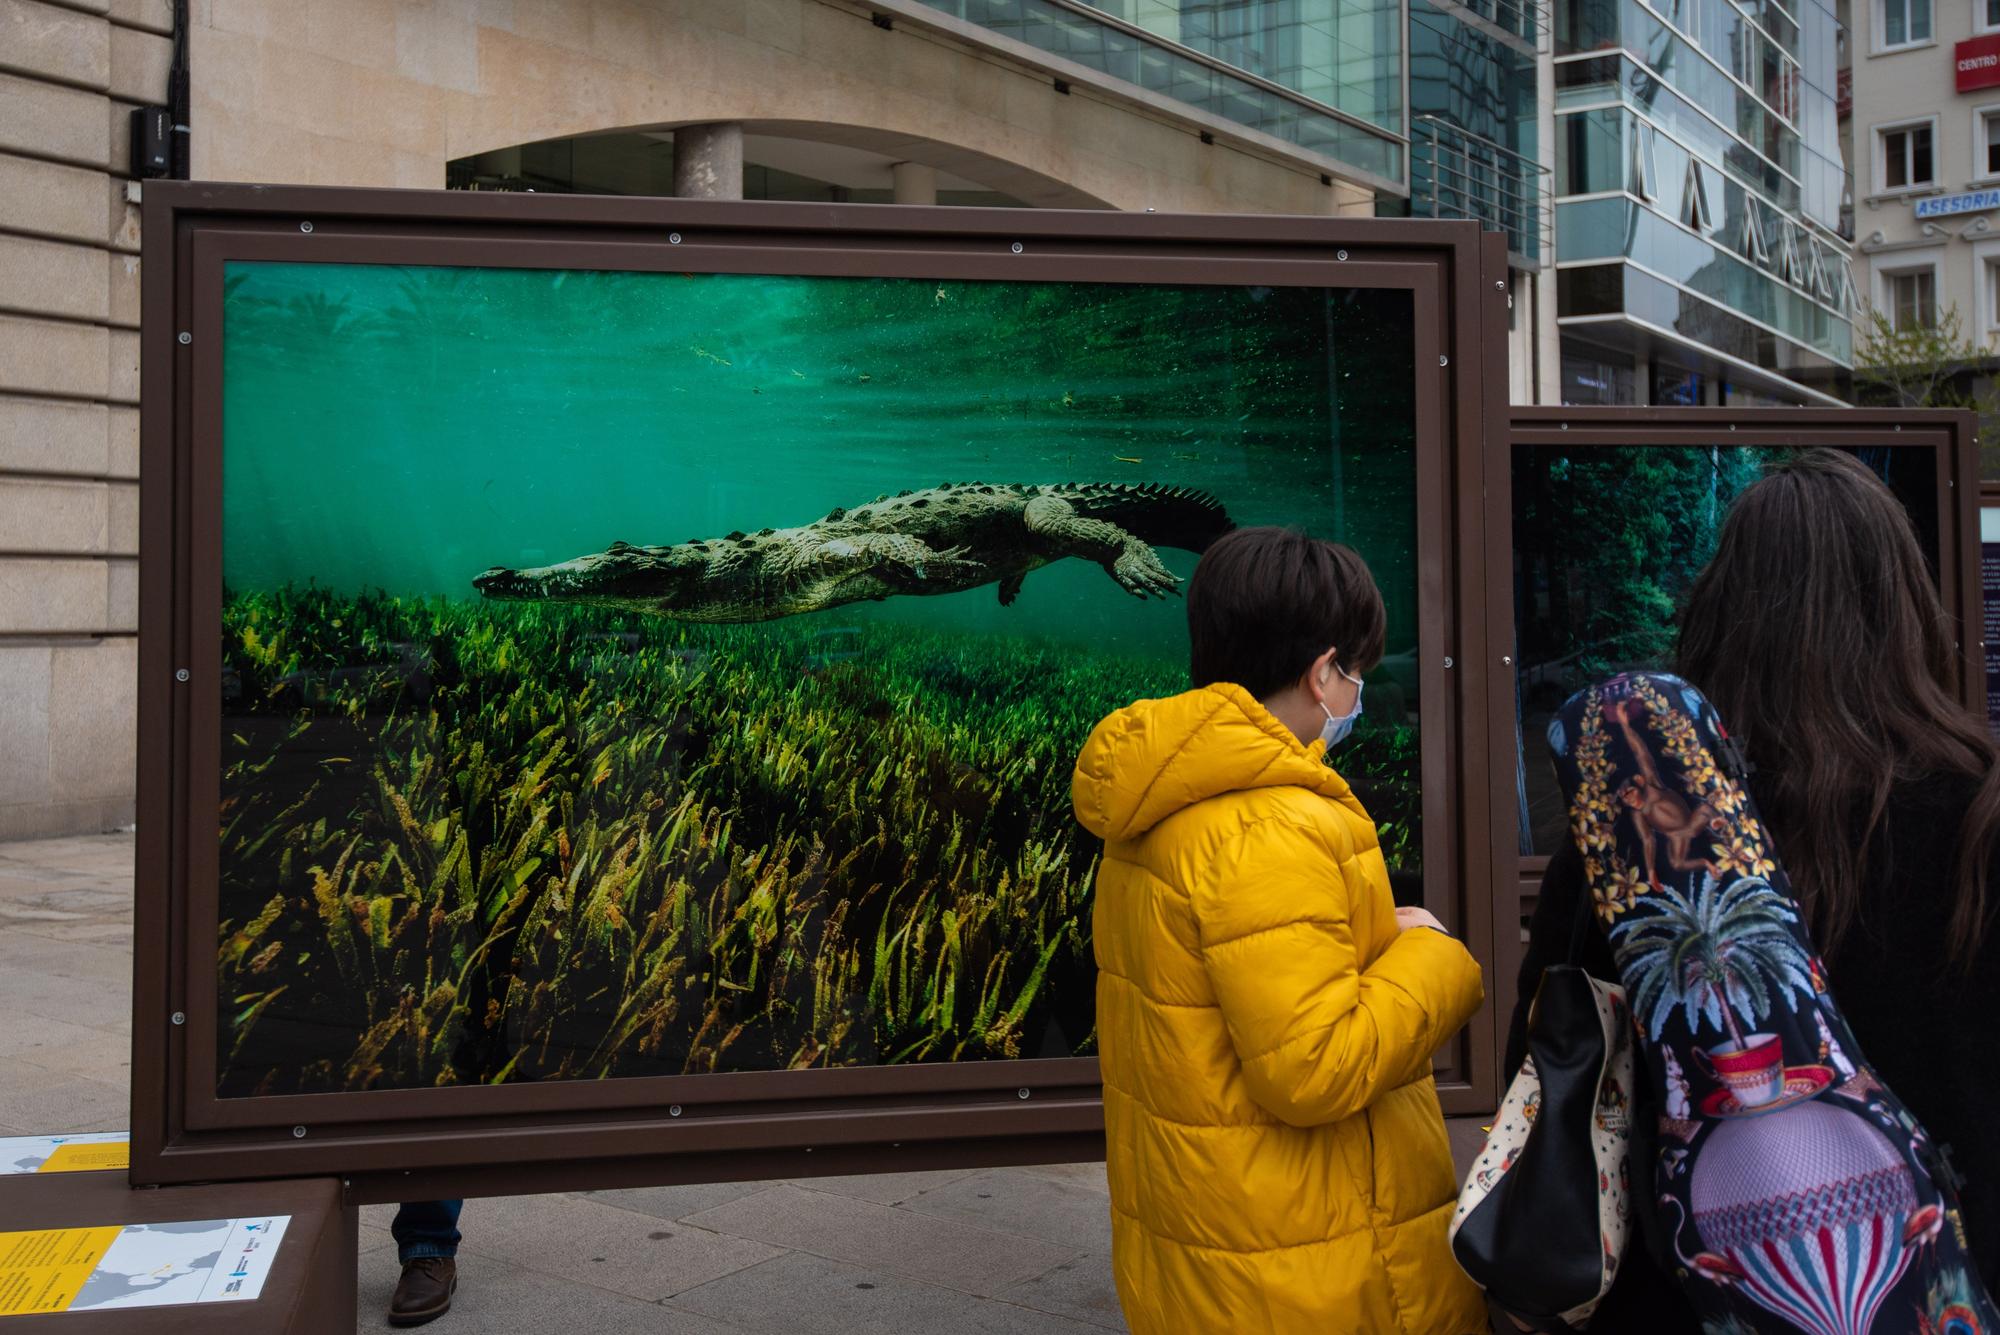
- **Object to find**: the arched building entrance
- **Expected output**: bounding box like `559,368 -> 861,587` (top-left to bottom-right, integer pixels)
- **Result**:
447,121 -> 1115,209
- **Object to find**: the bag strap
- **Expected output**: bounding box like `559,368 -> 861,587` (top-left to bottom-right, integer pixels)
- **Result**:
1563,855 -> 1597,968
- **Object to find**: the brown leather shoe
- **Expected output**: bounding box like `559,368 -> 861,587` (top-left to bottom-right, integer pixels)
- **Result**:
388,1256 -> 456,1327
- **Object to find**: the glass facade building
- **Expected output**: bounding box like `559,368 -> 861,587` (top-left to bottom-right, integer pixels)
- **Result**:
1406,0 -> 1545,262
912,0 -> 1409,184
915,0 -> 1549,264
1552,0 -> 1854,402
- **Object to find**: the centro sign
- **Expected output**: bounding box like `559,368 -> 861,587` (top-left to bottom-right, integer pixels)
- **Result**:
1958,33 -> 2000,91
1916,188 -> 2000,219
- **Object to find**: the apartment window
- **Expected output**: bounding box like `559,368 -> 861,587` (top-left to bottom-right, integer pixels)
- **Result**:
1632,122 -> 1659,200
1989,260 -> 2000,331
1682,160 -> 1714,232
1984,0 -> 2000,32
1739,195 -> 1771,264
1886,267 -> 1937,329
1981,108 -> 2000,177
1882,0 -> 1932,47
1880,122 -> 1936,190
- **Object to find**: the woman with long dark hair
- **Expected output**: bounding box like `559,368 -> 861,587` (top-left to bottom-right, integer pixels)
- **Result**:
1507,448 -> 2000,1330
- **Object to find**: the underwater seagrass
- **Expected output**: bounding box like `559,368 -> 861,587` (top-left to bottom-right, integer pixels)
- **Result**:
472,482 -> 1233,622
214,587 -> 1421,1094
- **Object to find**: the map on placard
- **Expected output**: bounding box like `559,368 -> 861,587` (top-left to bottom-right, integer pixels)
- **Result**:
0,1133 -> 128,1176
0,1216 -> 289,1317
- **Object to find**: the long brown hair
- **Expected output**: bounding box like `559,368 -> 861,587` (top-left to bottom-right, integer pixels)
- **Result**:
1677,448 -> 2000,970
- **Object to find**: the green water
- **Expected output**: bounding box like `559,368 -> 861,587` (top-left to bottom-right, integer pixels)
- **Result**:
222,263 -> 1420,666
213,261 -> 1427,1089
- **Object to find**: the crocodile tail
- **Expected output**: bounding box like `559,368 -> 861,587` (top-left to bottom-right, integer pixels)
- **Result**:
1058,482 -> 1235,554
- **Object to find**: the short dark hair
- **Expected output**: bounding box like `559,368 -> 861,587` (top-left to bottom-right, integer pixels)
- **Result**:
1186,526 -> 1386,699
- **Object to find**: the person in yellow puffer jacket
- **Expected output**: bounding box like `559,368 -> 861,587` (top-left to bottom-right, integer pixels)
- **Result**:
1073,526 -> 1488,1335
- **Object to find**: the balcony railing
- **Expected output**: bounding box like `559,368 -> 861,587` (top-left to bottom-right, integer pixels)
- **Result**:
1411,116 -> 1553,265
1436,0 -> 1550,45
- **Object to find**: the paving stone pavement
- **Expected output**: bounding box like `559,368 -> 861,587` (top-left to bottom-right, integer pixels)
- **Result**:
0,832 -> 1129,1334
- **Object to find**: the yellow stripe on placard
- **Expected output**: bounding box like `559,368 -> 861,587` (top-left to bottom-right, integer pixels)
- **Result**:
0,1226 -> 122,1316
36,1142 -> 129,1174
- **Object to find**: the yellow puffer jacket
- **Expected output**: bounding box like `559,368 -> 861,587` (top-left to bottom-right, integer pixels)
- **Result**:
1074,683 -> 1487,1335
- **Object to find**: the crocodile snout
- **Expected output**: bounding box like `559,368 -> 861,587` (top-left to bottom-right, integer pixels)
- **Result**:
473,566 -> 533,600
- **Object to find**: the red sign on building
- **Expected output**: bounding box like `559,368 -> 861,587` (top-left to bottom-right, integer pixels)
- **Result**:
1958,34 -> 2000,92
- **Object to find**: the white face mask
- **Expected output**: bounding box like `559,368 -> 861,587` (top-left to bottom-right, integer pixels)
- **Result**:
1318,665 -> 1365,748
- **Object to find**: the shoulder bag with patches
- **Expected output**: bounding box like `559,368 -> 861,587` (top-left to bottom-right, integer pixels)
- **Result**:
1451,865 -> 1637,1331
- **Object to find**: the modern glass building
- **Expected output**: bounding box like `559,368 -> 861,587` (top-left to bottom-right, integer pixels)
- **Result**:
1551,0 -> 1855,404
911,2 -> 1547,254
913,0 -> 1414,190
1404,0 -> 1547,266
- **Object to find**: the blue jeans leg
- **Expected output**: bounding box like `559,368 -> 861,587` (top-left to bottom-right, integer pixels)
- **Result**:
391,1200 -> 462,1263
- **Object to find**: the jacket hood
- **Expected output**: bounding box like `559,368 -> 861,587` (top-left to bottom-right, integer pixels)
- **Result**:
1072,683 -> 1354,843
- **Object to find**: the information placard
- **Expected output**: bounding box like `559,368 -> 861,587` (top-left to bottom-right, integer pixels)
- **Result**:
0,1135 -> 128,1177
0,1216 -> 288,1316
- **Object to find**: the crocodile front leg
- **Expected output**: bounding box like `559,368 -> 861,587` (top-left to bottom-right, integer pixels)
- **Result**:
800,533 -> 985,586
1022,495 -> 1181,599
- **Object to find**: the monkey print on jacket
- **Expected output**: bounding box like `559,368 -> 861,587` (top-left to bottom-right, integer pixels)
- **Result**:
1549,673 -> 1998,1335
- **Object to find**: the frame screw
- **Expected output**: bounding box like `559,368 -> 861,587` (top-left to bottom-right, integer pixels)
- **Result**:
1502,655 -> 1513,666
1439,355 -> 1449,367
175,668 -> 189,682
177,332 -> 191,345
171,1011 -> 185,1025
292,1125 -> 307,1139
1494,279 -> 1505,290
669,232 -> 682,245
1336,249 -> 1349,260
1443,657 -> 1455,669
1011,241 -> 1024,254
299,221 -> 313,233
669,1105 -> 682,1117
1559,422 -> 1569,430
1017,1087 -> 1031,1099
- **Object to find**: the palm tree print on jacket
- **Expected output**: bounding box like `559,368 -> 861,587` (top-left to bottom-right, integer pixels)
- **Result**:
1612,876 -> 1817,1049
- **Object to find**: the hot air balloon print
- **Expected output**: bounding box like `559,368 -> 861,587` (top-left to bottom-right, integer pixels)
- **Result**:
1676,1099 -> 1929,1335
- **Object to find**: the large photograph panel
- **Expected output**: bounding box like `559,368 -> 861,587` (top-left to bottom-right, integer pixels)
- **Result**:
216,262 -> 1419,1095
1511,444 -> 1942,854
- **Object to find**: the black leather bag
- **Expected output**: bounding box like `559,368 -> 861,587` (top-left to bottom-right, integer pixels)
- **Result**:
1449,898 -> 1636,1332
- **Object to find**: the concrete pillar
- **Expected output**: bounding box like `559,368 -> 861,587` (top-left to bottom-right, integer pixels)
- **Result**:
892,162 -> 938,205
673,123 -> 744,199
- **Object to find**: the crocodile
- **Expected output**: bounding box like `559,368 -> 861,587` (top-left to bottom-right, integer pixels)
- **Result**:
472,481 -> 1234,623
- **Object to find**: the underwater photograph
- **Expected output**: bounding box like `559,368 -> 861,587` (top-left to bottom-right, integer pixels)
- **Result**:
1511,444 -> 1941,853
216,260 -> 1421,1095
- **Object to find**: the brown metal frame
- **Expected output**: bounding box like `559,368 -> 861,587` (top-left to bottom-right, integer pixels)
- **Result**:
1499,406 -> 1985,1038
133,183 -> 1514,1197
